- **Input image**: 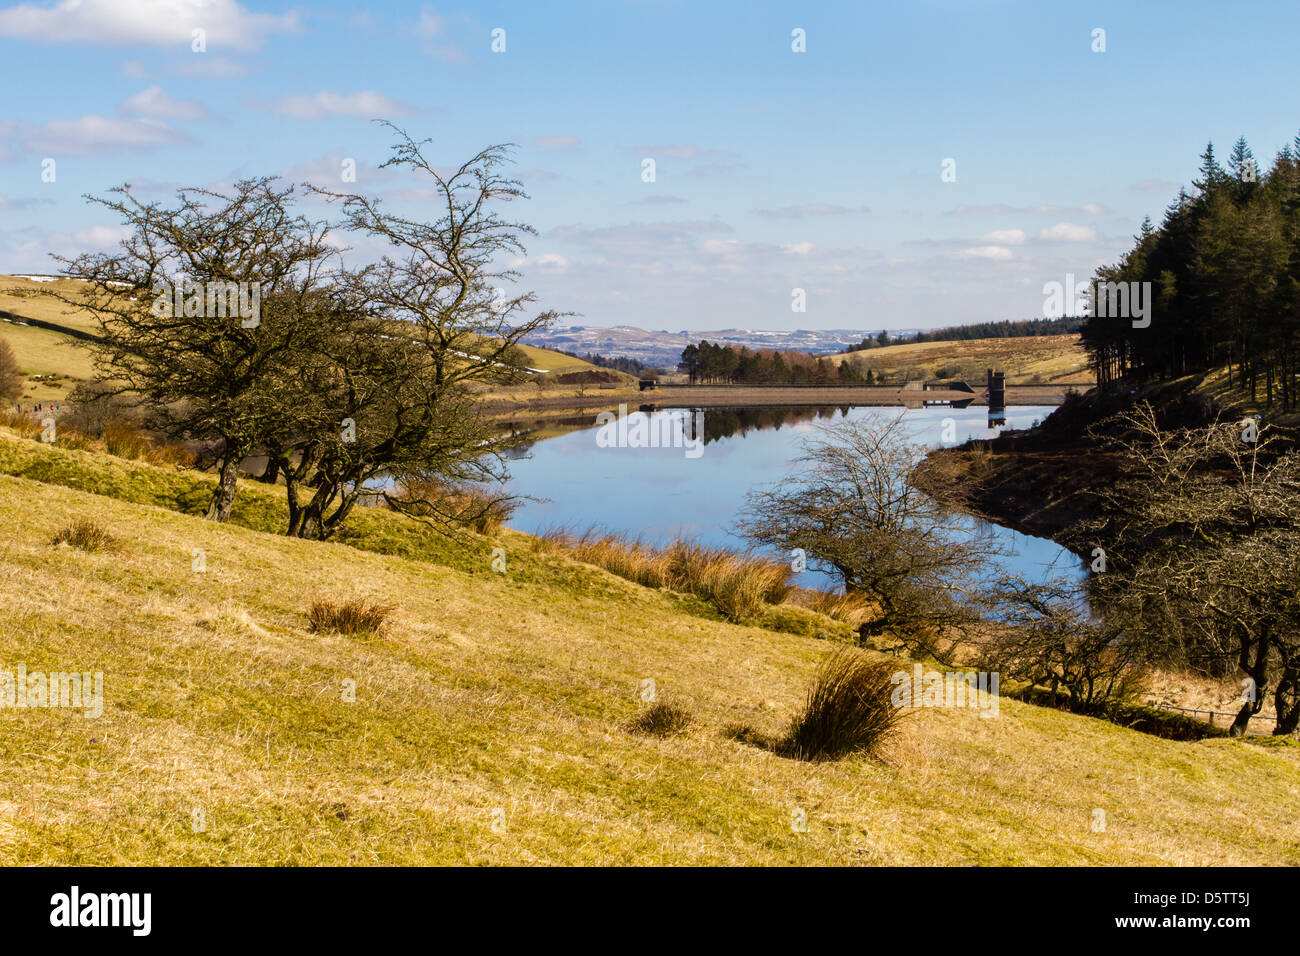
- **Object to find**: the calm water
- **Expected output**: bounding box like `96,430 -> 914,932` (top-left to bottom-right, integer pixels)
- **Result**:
500,403 -> 1084,591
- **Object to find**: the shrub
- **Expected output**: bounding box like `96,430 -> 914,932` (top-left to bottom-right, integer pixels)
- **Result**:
51,518 -> 117,553
307,598 -> 393,638
393,479 -> 518,534
0,408 -> 38,438
0,340 -> 22,403
627,700 -> 693,737
103,420 -> 151,459
801,588 -> 875,626
782,648 -> 905,761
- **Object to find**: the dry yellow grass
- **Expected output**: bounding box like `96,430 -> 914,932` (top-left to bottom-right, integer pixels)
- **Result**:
537,529 -> 790,621
0,434 -> 1297,864
829,334 -> 1093,386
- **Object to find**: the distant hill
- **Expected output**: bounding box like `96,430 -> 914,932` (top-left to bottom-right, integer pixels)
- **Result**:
524,325 -> 919,369
826,333 -> 1093,386
0,274 -> 593,401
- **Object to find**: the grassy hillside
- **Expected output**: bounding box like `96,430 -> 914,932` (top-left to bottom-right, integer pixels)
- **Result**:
512,342 -> 595,373
1,427 -> 1297,864
0,275 -> 102,402
829,333 -> 1093,386
0,274 -> 594,401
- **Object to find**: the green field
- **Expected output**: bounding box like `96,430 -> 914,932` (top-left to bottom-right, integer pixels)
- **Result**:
0,427 -> 1296,865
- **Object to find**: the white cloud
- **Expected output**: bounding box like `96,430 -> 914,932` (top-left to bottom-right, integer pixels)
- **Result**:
754,203 -> 868,219
415,9 -> 442,37
72,224 -> 132,247
701,239 -> 742,255
119,86 -> 208,121
780,241 -> 814,256
961,245 -> 1014,260
1037,222 -> 1098,242
20,114 -> 192,155
981,228 -> 1026,245
120,59 -> 148,79
1081,202 -> 1107,216
0,0 -> 299,50
262,90 -> 415,120
509,253 -> 569,270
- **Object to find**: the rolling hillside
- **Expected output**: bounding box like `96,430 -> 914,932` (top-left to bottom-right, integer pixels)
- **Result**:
829,333 -> 1094,386
0,274 -> 592,401
0,427 -> 1296,864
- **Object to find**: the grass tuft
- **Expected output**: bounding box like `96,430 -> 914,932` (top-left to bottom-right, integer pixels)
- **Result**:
540,529 -> 789,622
51,518 -> 117,553
627,700 -> 694,737
782,648 -> 905,761
307,598 -> 394,638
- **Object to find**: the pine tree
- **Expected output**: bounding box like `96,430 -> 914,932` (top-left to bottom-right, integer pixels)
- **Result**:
1194,141 -> 1228,196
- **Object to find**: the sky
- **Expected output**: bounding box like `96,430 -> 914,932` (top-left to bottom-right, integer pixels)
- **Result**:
1,0 -> 1297,333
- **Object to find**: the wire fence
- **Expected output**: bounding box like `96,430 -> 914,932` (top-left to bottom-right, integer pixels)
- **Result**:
1148,700 -> 1276,727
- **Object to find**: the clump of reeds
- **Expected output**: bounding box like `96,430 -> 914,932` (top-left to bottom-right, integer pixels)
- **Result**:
781,648 -> 905,761
307,598 -> 394,638
627,700 -> 694,737
51,518 -> 117,553
539,529 -> 789,621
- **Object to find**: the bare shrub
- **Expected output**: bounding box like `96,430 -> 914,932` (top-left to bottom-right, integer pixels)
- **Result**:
391,478 -> 518,534
0,340 -> 23,403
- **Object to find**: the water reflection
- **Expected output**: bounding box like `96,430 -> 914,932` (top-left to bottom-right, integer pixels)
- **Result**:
499,403 -> 1085,590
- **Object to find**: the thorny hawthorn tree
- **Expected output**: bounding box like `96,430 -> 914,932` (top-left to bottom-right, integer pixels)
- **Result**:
1088,402 -> 1300,735
975,575 -> 1148,709
282,123 -> 564,540
738,415 -> 999,643
38,179 -> 335,521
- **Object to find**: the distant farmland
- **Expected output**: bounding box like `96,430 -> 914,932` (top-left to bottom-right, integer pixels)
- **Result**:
828,333 -> 1093,386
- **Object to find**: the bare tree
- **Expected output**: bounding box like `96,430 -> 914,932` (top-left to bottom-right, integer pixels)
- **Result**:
1089,403 -> 1300,735
278,123 -> 567,539
738,414 -> 999,643
976,574 -> 1147,708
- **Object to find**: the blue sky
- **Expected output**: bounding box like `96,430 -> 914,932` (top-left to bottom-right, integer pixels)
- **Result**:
1,0 -> 1297,332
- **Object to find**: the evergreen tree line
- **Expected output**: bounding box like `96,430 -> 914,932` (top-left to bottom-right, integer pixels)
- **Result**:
1082,132 -> 1300,408
844,316 -> 1083,353
563,351 -> 656,376
680,340 -> 878,385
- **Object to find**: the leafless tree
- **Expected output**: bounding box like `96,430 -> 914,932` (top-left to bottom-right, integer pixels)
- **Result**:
1088,402 -> 1300,735
281,123 -> 567,539
738,414 -> 999,643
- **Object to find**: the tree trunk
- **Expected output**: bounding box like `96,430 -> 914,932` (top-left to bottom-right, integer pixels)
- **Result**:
1229,633 -> 1270,737
1273,666 -> 1299,736
259,454 -> 281,484
204,454 -> 242,522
